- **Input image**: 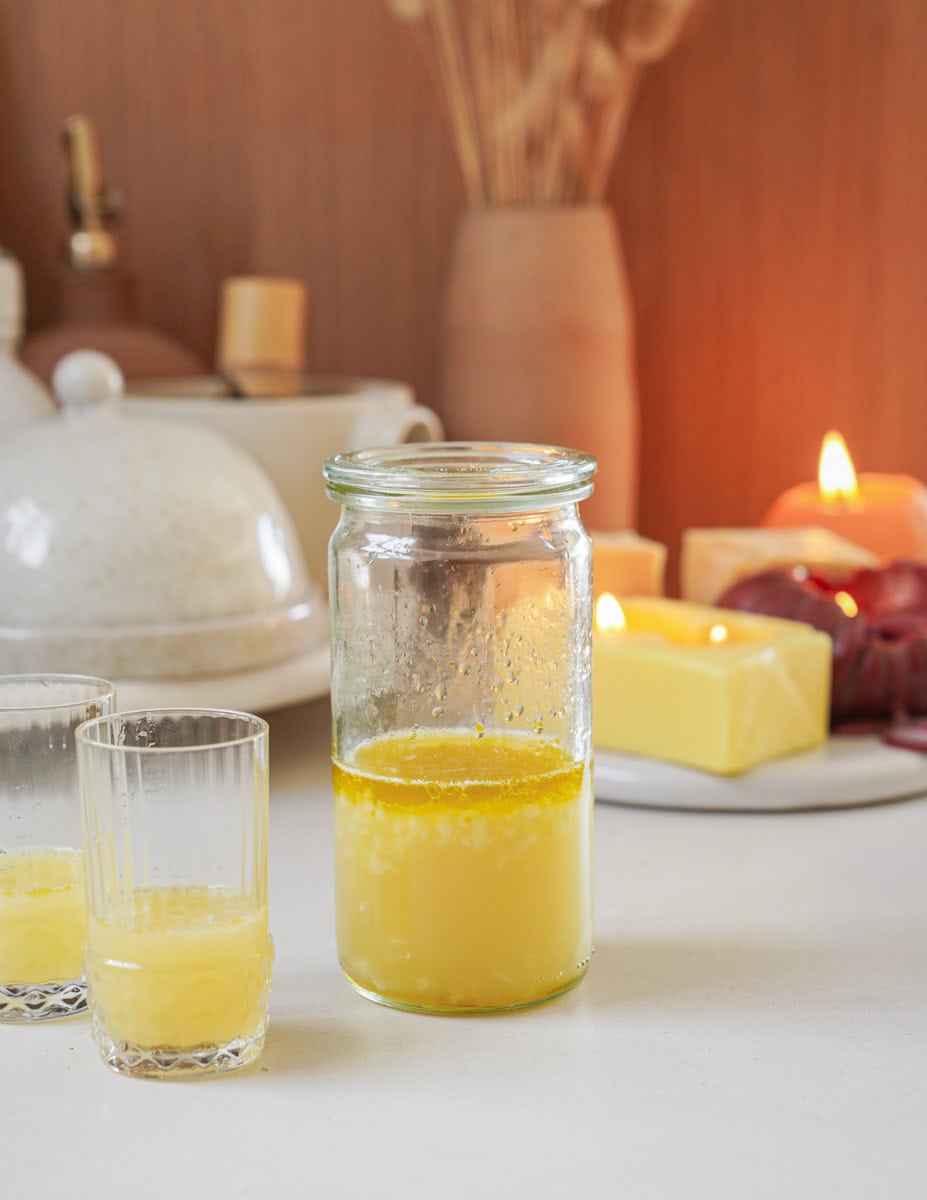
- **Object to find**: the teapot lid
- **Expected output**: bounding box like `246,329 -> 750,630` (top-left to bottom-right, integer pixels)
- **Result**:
0,250 -> 55,436
0,248 -> 26,339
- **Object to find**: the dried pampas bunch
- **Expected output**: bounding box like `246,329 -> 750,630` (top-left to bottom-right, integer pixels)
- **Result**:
387,0 -> 697,205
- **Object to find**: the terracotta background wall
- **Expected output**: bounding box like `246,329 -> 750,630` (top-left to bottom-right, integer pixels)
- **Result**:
2,0 -> 926,584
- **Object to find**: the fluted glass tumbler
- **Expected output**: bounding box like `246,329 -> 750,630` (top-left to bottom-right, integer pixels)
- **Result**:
76,709 -> 273,1079
0,674 -> 116,1022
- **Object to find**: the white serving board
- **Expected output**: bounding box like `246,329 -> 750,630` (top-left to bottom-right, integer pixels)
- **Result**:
113,642 -> 330,715
594,734 -> 927,812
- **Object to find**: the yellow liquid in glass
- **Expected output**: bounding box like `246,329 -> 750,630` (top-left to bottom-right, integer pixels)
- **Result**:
0,848 -> 85,984
86,886 -> 272,1048
333,729 -> 592,1013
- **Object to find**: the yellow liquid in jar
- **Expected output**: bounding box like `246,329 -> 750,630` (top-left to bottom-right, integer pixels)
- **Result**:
333,729 -> 593,1013
86,886 -> 272,1049
0,848 -> 86,984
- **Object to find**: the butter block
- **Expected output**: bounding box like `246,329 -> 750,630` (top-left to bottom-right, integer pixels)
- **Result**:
680,526 -> 877,605
593,597 -> 831,775
591,530 -> 666,598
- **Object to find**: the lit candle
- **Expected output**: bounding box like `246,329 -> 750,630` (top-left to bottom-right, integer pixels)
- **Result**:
593,592 -> 666,644
592,595 -> 831,775
761,431 -> 927,563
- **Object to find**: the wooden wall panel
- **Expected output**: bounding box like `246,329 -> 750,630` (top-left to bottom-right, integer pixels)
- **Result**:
1,0 -> 926,587
0,0 -> 460,387
617,0 -> 927,579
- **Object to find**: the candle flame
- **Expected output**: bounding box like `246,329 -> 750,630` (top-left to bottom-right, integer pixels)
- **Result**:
818,431 -> 859,501
595,592 -> 626,632
834,590 -> 859,618
708,623 -> 729,644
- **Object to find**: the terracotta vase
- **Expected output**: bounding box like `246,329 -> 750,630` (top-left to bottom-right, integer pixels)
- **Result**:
439,204 -> 639,530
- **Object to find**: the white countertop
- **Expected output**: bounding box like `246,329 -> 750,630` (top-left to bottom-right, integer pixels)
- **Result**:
7,696 -> 926,1199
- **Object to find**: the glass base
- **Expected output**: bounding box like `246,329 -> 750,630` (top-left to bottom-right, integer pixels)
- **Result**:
342,965 -> 588,1016
0,980 -> 87,1022
92,1015 -> 267,1079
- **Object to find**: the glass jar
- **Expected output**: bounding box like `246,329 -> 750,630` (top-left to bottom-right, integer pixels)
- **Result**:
324,443 -> 596,1014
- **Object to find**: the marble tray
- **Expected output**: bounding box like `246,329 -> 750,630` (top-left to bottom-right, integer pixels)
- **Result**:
594,734 -> 927,812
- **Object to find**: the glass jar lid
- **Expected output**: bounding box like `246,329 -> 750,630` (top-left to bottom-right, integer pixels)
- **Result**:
324,442 -> 596,513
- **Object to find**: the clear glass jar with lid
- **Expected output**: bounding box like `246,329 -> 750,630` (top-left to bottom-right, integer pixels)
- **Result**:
323,442 -> 596,1014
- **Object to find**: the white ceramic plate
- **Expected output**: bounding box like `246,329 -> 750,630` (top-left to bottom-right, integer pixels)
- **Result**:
113,642 -> 330,715
594,735 -> 927,813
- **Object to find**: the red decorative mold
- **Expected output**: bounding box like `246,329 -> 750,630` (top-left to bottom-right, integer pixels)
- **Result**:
718,561 -> 927,730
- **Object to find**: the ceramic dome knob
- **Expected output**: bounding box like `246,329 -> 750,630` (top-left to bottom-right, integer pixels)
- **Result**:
52,350 -> 124,414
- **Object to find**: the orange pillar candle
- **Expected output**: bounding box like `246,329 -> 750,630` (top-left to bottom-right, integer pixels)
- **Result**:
762,431 -> 927,563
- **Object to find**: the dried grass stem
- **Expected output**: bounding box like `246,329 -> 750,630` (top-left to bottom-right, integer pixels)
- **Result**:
388,0 -> 695,204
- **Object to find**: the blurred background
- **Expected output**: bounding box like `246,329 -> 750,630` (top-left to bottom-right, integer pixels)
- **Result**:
2,0 -> 925,569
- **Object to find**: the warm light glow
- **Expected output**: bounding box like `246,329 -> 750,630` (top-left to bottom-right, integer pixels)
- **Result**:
818,431 -> 859,501
595,593 -> 626,633
708,623 -> 730,644
834,590 -> 859,618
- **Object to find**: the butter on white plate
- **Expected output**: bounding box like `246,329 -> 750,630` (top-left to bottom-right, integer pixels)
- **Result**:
680,526 -> 877,605
592,596 -> 832,776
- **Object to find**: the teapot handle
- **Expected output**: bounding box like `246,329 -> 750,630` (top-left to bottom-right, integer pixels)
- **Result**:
347,403 -> 443,451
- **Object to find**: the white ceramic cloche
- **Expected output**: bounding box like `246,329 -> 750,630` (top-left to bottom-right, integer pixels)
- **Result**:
0,351 -> 325,678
